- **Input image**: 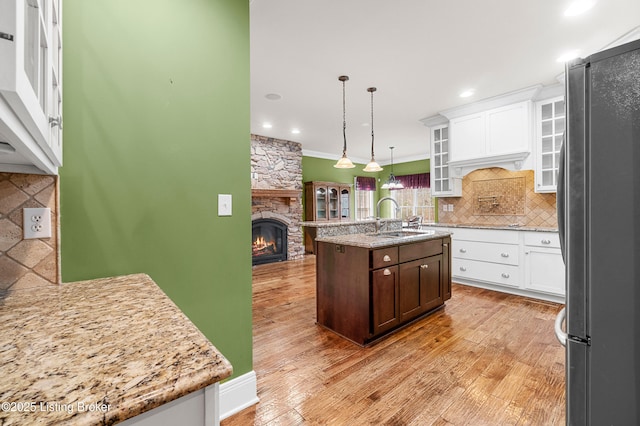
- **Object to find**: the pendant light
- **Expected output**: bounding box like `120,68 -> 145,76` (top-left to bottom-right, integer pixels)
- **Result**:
381,146 -> 404,189
334,75 -> 356,169
363,87 -> 383,172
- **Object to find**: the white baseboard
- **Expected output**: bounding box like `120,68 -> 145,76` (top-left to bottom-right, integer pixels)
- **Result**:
219,370 -> 259,420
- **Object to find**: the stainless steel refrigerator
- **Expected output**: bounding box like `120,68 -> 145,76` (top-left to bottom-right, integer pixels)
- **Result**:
556,38 -> 640,425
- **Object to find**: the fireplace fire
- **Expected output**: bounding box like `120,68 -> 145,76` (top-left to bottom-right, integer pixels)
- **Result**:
252,218 -> 288,265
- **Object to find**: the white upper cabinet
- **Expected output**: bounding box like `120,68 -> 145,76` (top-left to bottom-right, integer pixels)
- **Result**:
449,100 -> 532,169
534,96 -> 565,193
0,0 -> 62,174
430,124 -> 461,197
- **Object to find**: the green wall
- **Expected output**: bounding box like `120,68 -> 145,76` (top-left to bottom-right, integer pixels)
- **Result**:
60,0 -> 252,379
302,156 -> 433,219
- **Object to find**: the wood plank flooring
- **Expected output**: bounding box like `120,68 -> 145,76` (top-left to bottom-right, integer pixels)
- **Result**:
221,255 -> 565,425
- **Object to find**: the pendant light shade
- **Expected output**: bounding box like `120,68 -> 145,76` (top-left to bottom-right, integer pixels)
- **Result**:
381,146 -> 404,189
334,75 -> 356,169
363,87 -> 383,172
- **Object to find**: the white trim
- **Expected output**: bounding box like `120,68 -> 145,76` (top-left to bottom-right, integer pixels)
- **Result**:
219,371 -> 259,420
439,85 -> 542,119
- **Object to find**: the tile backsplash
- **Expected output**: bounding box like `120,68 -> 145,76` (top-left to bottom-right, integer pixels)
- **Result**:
438,168 -> 558,228
0,173 -> 60,290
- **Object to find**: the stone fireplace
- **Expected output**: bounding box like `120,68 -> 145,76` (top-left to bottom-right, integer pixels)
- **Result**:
251,135 -> 304,264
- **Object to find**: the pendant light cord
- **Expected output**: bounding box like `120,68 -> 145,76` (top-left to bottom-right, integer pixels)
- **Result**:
342,78 -> 348,156
370,89 -> 375,158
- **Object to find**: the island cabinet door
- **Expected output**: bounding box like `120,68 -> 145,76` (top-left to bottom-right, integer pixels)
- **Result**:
371,265 -> 400,336
399,255 -> 444,322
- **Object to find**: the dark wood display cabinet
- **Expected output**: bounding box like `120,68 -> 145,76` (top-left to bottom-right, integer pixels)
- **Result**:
316,235 -> 452,346
304,181 -> 351,221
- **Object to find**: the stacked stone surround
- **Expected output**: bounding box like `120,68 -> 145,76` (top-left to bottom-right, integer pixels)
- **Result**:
0,173 -> 60,291
251,134 -> 304,260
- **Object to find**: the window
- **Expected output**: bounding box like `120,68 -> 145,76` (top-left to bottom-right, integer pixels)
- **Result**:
389,173 -> 435,223
354,176 -> 376,220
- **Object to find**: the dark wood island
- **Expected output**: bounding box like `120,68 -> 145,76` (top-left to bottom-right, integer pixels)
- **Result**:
315,230 -> 452,346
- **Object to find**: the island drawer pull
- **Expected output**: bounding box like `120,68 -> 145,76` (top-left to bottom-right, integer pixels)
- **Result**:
459,248 -> 467,253
459,266 -> 467,272
420,264 -> 429,270
383,268 -> 392,276
541,239 -> 552,245
501,253 -> 509,258
501,273 -> 510,278
383,255 -> 391,262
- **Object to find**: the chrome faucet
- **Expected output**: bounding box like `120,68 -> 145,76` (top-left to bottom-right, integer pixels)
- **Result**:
375,196 -> 399,233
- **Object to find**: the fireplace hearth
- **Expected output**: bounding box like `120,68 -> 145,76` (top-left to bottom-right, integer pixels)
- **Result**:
252,218 -> 288,265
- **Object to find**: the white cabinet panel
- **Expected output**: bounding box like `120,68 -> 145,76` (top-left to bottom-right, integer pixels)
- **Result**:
450,113 -> 485,161
523,231 -> 561,248
524,247 -> 565,296
452,240 -> 519,266
486,102 -> 530,154
453,258 -> 520,288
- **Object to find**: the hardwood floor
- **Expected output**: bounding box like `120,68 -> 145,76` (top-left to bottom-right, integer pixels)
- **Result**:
222,256 -> 565,425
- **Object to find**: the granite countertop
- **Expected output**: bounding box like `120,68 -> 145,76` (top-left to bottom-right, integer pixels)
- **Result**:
300,218 -> 402,227
315,229 -> 452,249
0,273 -> 232,426
423,223 -> 559,233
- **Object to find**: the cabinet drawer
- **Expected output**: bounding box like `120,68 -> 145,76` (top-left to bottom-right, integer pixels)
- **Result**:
523,231 -> 561,249
399,239 -> 442,263
448,227 -> 519,244
453,258 -> 520,288
371,247 -> 399,269
452,240 -> 519,265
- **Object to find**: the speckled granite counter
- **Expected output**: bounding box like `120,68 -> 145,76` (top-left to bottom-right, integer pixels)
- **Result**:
0,273 -> 232,426
423,223 -> 559,233
301,219 -> 402,253
315,229 -> 452,249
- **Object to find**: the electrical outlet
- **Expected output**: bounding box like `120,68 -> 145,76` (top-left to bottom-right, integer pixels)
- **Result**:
23,208 -> 52,239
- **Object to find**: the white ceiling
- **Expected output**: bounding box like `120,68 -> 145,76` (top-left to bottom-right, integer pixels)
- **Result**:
250,0 -> 640,165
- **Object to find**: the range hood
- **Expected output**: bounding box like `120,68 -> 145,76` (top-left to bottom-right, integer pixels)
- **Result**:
447,150 -> 531,177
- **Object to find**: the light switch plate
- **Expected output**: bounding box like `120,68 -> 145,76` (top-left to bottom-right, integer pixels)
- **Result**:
23,207 -> 52,239
218,194 -> 232,216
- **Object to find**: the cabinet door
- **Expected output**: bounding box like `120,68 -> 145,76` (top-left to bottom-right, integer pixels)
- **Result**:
340,187 -> 350,219
524,247 -> 565,296
399,255 -> 443,322
315,187 -> 327,220
535,97 -> 565,193
371,266 -> 399,336
328,187 -> 339,220
450,113 -> 485,161
0,0 -> 63,167
486,101 -> 530,154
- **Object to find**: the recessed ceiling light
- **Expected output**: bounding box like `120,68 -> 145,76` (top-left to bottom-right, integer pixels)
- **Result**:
459,89 -> 474,98
262,122 -> 273,129
564,0 -> 596,17
265,93 -> 282,101
291,128 -> 300,134
556,51 -> 580,62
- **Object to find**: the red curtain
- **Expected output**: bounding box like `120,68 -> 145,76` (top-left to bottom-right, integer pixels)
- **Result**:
394,173 -> 430,189
355,176 -> 377,191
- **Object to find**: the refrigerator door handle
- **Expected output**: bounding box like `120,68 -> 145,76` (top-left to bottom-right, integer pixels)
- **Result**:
554,307 -> 567,346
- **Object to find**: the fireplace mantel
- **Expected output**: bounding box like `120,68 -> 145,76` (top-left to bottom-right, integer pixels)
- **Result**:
251,189 -> 301,199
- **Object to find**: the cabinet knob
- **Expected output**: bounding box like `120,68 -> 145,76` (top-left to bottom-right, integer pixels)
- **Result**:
420,264 -> 429,270
501,273 -> 510,278
459,266 -> 467,272
501,253 -> 509,258
541,239 -> 551,244
383,268 -> 392,276
459,248 -> 467,253
383,255 -> 391,262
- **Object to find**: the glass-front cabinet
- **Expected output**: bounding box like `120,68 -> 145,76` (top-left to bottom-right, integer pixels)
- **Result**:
430,124 -> 461,197
0,0 -> 63,174
305,181 -> 351,221
535,96 -> 565,193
